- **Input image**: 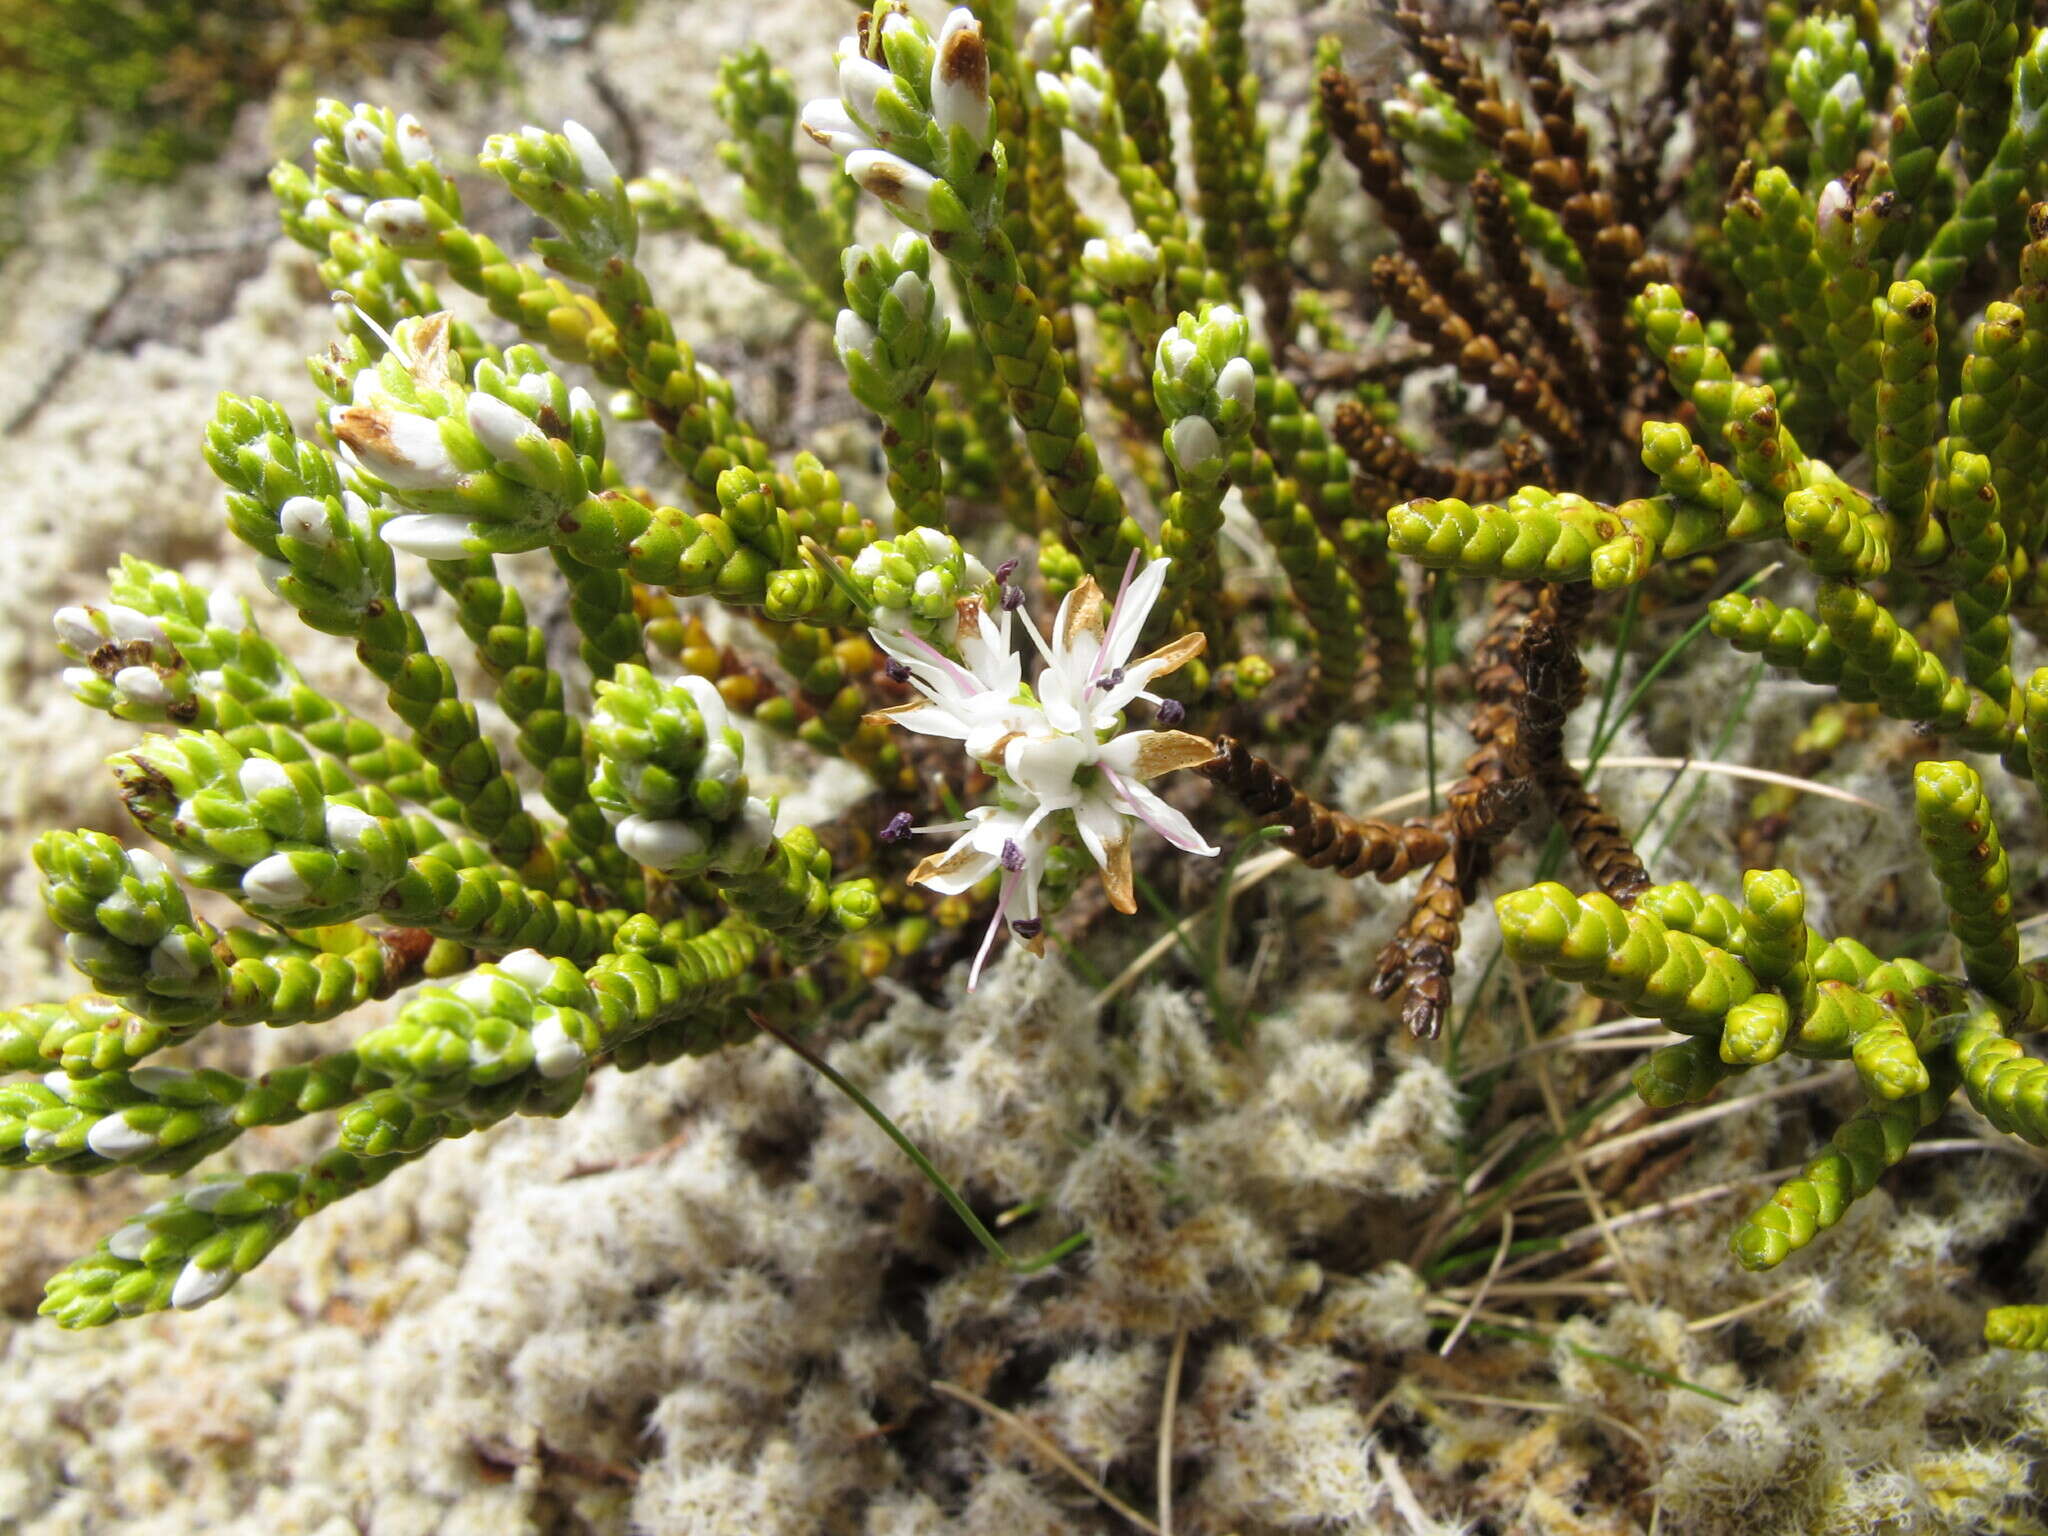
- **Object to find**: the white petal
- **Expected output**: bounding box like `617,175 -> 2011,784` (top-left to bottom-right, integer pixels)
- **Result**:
1101,558 -> 1171,675
1112,773 -> 1218,855
1004,732 -> 1089,801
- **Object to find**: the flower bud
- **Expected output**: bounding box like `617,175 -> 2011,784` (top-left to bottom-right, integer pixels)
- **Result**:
839,53 -> 898,130
801,98 -> 872,157
333,405 -> 461,492
241,853 -> 313,908
342,114 -> 386,172
1168,415 -> 1222,474
846,149 -> 939,222
279,495 -> 333,547
835,309 -> 880,362
393,113 -> 435,167
561,119 -> 619,186
364,198 -> 432,248
466,391 -> 542,460
380,512 -> 477,561
931,8 -> 992,149
1216,356 -> 1256,412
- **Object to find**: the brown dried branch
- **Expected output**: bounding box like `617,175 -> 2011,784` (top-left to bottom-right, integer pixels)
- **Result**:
1330,399 -> 1519,504
1373,253 -> 1582,451
1199,736 -> 1452,879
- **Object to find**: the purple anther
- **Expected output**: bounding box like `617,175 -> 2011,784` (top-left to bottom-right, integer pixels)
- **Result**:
1001,584 -> 1025,612
883,657 -> 912,683
1010,916 -> 1043,940
880,811 -> 914,843
994,557 -> 1019,582
1000,838 -> 1025,871
1103,666 -> 1125,688
1156,698 -> 1186,726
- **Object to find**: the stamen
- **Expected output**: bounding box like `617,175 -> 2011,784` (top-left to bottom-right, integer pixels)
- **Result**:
1000,838 -> 1025,871
994,557 -> 1019,582
330,291 -> 408,362
883,657 -> 912,683
880,811 -> 914,842
905,632 -> 978,691
1010,916 -> 1043,939
1156,698 -> 1185,726
1001,584 -> 1025,611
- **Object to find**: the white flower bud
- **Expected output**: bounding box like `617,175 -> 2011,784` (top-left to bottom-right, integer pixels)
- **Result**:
568,385 -> 597,421
1216,356 -> 1256,411
1817,178 -> 1853,231
496,949 -> 557,991
183,1181 -> 243,1213
394,113 -> 435,167
107,1222 -> 153,1261
1168,414 -> 1222,473
150,935 -> 203,982
206,589 -> 248,631
561,119 -> 619,185
237,756 -> 293,799
466,391 -> 542,460
103,605 -> 166,646
254,558 -> 291,598
342,114 -> 386,172
1827,72 -> 1864,112
380,512 -> 477,561
699,742 -> 742,788
52,607 -> 102,653
800,98 -> 871,157
915,526 -> 955,560
721,796 -> 779,872
364,197 -> 432,247
241,854 -> 313,908
847,149 -> 939,222
616,814 -> 708,871
854,544 -> 885,578
127,848 -> 166,884
171,1261 -> 237,1311
87,1113 -> 158,1161
931,9 -> 993,149
324,802 -> 378,855
453,972 -> 508,1007
835,309 -> 880,362
530,1010 -> 586,1078
1159,334 -> 1198,379
891,268 -> 930,322
279,495 -> 333,547
112,667 -> 171,707
840,54 -> 898,129
678,672 -> 734,739
334,405 -> 461,491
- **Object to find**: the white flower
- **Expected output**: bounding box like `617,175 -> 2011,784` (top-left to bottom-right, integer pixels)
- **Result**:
867,555 -> 1218,989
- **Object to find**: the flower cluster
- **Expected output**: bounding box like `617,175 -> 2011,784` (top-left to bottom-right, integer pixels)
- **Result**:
869,554 -> 1217,985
